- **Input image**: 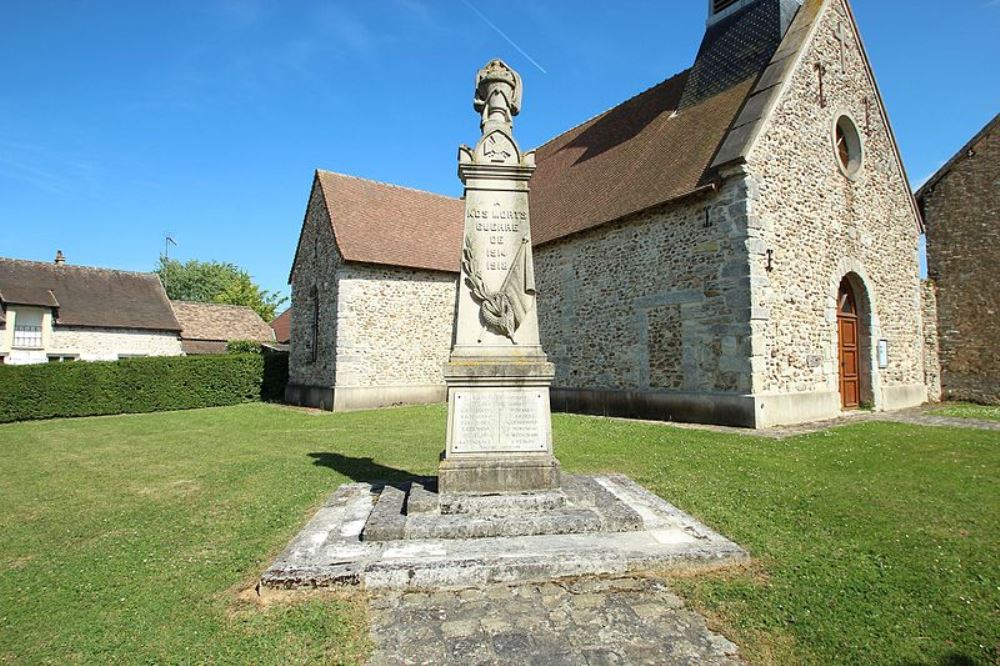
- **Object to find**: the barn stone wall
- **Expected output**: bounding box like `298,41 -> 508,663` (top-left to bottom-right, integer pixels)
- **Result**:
921,119 -> 999,405
744,0 -> 925,424
921,280 -> 942,402
332,262 -> 455,410
287,182 -> 340,408
534,177 -> 759,426
286,179 -> 457,411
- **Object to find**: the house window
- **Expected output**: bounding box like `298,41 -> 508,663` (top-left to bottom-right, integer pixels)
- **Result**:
47,355 -> 78,363
834,114 -> 863,179
13,325 -> 43,348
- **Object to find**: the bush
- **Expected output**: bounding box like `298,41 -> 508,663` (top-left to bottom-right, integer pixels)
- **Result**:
225,340 -> 263,355
0,354 -> 265,424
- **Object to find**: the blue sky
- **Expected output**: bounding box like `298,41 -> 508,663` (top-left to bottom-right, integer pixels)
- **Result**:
1,1 -> 997,300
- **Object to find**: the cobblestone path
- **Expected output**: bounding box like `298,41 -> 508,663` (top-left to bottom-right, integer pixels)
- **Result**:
368,576 -> 741,665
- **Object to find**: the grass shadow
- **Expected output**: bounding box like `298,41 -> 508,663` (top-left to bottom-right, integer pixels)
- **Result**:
307,452 -> 428,488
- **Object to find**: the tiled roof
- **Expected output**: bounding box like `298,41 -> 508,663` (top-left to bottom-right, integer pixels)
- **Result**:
309,0 -> 825,265
170,301 -> 275,343
316,171 -> 465,273
180,339 -> 228,355
270,308 -> 291,343
0,257 -> 181,331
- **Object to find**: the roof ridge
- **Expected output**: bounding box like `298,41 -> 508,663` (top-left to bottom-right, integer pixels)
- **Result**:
915,112 -> 1000,199
316,169 -> 462,201
0,256 -> 158,278
170,300 -> 255,309
530,68 -> 691,153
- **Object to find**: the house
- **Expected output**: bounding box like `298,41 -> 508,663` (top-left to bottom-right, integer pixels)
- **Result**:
270,308 -> 291,344
286,0 -> 932,427
0,253 -> 183,364
170,301 -> 275,355
916,114 -> 999,405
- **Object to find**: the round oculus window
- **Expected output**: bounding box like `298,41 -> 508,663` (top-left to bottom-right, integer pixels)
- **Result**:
834,114 -> 863,178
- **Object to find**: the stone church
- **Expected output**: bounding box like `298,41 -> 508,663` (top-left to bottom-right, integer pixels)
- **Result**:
286,0 -> 934,427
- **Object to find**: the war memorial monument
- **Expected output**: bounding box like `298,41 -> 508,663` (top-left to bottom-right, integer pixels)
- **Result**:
261,61 -> 744,591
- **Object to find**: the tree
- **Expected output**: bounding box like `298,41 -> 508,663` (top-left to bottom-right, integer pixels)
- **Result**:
156,257 -> 287,322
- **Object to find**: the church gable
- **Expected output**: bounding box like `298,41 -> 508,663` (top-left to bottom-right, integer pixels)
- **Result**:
745,0 -> 919,226
743,0 -> 926,412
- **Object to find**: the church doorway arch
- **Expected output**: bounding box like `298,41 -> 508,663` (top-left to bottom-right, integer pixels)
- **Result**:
836,274 -> 873,410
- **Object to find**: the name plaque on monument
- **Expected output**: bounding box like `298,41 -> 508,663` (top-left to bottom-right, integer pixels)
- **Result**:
451,389 -> 547,454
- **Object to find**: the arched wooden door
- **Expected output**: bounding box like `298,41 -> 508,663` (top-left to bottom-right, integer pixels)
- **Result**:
837,280 -> 860,409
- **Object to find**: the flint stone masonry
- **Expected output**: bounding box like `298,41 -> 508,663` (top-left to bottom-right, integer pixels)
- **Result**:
286,182 -> 455,411
745,0 -> 926,421
535,178 -> 753,400
921,280 -> 942,402
920,116 -> 999,405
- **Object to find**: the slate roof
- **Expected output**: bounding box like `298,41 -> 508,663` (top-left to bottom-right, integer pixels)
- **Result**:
315,171 -> 465,273
0,257 -> 181,331
170,300 -> 275,344
270,308 -> 291,344
300,0 -> 840,268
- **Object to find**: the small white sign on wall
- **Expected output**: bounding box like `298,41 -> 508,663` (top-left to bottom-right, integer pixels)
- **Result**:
878,339 -> 889,369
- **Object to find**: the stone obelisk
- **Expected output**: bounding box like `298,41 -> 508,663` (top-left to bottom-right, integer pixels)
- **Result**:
439,59 -> 560,494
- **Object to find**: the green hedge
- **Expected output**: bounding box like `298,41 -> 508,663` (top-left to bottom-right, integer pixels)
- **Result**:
0,354 -> 266,424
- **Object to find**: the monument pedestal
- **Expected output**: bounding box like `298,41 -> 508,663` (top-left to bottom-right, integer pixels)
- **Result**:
440,359 -> 560,494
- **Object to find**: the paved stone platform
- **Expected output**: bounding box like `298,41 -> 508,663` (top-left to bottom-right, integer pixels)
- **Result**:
260,474 -> 746,591
368,576 -> 742,665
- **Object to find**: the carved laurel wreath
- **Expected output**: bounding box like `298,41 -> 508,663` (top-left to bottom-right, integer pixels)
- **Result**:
462,235 -> 517,339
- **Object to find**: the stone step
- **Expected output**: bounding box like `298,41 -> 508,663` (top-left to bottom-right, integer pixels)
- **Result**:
361,484 -> 407,542
403,507 -> 604,540
436,489 -> 566,516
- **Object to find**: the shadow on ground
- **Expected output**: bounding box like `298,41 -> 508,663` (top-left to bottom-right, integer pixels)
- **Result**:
307,452 -> 429,488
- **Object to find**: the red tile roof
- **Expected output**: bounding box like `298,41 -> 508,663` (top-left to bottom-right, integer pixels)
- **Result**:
270,308 -> 291,344
316,171 -> 465,274
170,301 -> 275,344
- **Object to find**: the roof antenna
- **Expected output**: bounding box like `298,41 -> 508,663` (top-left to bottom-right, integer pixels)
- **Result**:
162,233 -> 177,292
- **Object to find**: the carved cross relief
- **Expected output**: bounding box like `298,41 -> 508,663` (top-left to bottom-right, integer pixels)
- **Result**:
834,22 -> 848,72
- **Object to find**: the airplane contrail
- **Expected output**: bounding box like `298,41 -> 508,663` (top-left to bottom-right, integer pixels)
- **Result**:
459,0 -> 548,74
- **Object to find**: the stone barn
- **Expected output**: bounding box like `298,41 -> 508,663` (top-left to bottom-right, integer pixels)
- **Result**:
917,114 -> 999,405
286,0 -> 932,427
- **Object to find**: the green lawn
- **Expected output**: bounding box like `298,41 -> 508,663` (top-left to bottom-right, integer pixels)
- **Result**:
930,402 -> 1000,422
1,404 -> 997,665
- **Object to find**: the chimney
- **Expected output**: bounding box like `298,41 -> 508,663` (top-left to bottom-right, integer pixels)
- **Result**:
54,250 -> 66,266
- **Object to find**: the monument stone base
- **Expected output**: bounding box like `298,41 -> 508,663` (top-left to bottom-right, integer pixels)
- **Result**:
259,473 -> 748,591
439,358 -> 559,495
438,454 -> 561,494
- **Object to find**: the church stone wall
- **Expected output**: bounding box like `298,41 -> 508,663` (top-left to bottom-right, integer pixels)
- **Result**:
287,184 -> 340,408
331,262 -> 455,410
921,118 -> 999,404
745,0 -> 925,423
534,177 -> 758,426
